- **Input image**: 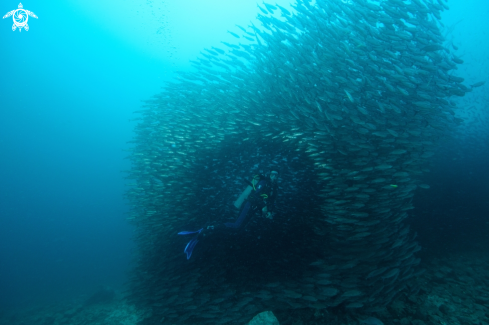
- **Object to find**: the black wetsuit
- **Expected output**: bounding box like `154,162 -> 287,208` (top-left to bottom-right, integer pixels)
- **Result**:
224,174 -> 277,229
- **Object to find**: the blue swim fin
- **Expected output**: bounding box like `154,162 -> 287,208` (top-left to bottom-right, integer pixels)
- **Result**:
184,237 -> 199,259
178,229 -> 203,235
178,228 -> 203,259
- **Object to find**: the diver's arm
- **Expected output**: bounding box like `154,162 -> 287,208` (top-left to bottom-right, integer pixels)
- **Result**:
267,182 -> 277,212
261,183 -> 276,219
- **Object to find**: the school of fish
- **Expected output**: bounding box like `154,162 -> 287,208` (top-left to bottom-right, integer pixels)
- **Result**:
124,0 -> 469,323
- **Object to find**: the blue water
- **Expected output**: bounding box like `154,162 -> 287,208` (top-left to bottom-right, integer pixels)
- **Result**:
0,0 -> 165,308
0,0 -> 488,315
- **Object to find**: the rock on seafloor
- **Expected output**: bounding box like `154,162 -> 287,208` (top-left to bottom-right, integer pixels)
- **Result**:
248,311 -> 280,325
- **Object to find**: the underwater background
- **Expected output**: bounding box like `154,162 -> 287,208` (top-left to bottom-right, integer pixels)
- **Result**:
0,0 -> 488,324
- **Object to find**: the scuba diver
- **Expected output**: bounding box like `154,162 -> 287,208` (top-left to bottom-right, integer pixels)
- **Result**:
178,169 -> 279,259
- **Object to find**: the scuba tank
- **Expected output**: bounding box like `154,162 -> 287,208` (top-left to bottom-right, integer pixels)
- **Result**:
233,175 -> 260,209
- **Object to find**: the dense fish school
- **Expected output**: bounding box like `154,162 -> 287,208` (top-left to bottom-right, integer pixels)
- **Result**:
125,0 -> 468,323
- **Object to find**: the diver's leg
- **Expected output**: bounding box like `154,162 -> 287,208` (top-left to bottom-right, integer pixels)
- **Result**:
191,200 -> 256,240
224,201 -> 256,229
